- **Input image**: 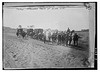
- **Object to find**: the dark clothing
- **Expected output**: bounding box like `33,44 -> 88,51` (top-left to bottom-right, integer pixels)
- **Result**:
69,35 -> 72,45
21,31 -> 27,38
58,34 -> 62,45
61,34 -> 66,45
73,34 -> 79,41
65,34 -> 69,46
61,35 -> 65,43
73,34 -> 79,46
52,33 -> 57,42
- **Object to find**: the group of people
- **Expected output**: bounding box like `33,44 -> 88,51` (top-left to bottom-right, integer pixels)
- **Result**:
16,25 -> 81,46
43,28 -> 81,46
57,32 -> 80,46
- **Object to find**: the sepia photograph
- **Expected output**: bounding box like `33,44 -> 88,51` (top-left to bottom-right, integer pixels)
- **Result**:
2,2 -> 97,70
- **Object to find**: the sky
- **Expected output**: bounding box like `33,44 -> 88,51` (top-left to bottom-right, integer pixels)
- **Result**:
3,6 -> 89,31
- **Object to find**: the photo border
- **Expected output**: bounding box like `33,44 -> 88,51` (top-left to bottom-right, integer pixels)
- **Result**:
2,2 -> 97,70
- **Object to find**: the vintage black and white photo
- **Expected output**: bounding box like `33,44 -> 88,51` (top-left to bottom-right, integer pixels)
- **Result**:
2,2 -> 97,69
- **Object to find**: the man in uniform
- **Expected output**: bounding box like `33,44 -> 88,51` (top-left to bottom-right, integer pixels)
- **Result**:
73,33 -> 80,46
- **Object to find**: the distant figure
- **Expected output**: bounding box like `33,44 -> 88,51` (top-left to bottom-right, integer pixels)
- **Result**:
61,32 -> 66,45
73,33 -> 80,46
52,32 -> 57,43
43,30 -> 46,43
65,32 -> 69,46
68,33 -> 72,46
48,31 -> 52,42
16,26 -> 23,37
67,27 -> 70,34
18,25 -> 22,29
58,33 -> 62,45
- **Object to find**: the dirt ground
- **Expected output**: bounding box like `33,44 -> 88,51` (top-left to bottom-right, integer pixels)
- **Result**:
3,32 -> 89,69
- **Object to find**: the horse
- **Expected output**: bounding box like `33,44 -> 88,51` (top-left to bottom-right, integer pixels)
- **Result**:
27,29 -> 35,38
51,32 -> 58,43
33,29 -> 43,40
16,28 -> 27,38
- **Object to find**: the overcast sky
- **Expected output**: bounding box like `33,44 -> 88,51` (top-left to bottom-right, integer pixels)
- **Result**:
3,6 -> 89,31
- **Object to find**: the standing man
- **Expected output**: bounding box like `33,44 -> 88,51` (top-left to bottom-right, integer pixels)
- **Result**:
58,33 -> 62,45
16,25 -> 23,37
69,33 -> 72,46
43,30 -> 46,43
65,32 -> 69,46
73,33 -> 79,46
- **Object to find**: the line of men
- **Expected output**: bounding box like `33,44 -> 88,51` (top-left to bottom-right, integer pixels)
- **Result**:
57,31 -> 80,46
16,25 -> 81,46
43,28 -> 81,46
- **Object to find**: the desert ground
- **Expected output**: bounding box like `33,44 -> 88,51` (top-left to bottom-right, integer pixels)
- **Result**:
3,28 -> 89,69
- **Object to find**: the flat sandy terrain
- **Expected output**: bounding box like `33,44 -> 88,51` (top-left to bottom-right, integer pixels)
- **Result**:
3,32 -> 89,69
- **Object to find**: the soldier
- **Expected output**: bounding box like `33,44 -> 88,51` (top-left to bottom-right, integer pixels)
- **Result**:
65,32 -> 69,46
43,30 -> 46,43
58,33 -> 62,45
69,33 -> 72,46
61,32 -> 66,45
73,33 -> 80,46
16,28 -> 19,37
67,27 -> 70,34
